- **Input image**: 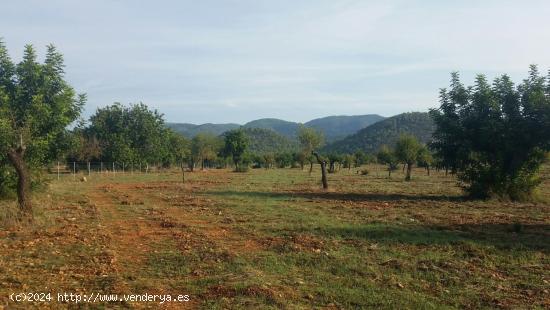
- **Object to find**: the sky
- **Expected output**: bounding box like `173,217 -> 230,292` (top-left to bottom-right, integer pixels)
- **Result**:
1,0 -> 549,124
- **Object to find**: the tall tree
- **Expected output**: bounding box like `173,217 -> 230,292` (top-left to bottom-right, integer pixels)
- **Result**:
394,134 -> 421,181
377,145 -> 398,178
430,67 -> 550,199
222,129 -> 249,172
0,42 -> 84,213
191,133 -> 220,170
297,125 -> 324,173
416,145 -> 433,176
167,131 -> 190,183
88,102 -> 169,171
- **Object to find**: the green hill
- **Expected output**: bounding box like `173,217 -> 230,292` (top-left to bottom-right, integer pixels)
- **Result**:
167,113 -> 386,142
243,118 -> 300,138
305,114 -> 385,142
167,122 -> 240,137
322,112 -> 435,154
242,127 -> 298,154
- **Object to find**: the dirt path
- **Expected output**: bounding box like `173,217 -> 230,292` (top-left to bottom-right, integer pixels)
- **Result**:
85,175 -> 262,309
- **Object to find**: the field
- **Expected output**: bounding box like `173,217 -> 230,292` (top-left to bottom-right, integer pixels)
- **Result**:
0,165 -> 549,309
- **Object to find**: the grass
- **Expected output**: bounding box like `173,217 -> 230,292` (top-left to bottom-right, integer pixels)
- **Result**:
0,165 -> 548,309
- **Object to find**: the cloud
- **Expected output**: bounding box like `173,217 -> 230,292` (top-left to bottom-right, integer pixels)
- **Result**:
1,0 -> 549,124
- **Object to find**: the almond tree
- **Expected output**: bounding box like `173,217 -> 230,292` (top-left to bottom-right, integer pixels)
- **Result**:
0,42 -> 84,213
430,66 -> 550,199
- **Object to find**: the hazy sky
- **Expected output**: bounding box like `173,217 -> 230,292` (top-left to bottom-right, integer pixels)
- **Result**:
2,0 -> 549,124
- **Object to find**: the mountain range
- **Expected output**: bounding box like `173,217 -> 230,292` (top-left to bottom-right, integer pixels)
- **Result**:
166,112 -> 435,154
167,114 -> 385,142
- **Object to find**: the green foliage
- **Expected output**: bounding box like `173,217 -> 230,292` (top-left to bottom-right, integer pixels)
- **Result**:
416,145 -> 433,169
0,41 -> 84,203
222,129 -> 249,171
243,118 -> 300,138
430,67 -> 550,199
394,134 -> 421,165
377,145 -> 399,177
275,152 -> 294,168
87,102 -> 171,165
242,127 -> 297,155
192,133 -> 221,169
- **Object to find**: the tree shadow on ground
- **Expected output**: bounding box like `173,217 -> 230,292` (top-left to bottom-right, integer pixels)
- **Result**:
207,189 -> 466,202
311,223 -> 550,252
205,190 -> 549,252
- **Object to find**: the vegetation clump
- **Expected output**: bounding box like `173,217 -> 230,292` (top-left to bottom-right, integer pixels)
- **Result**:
430,67 -> 550,200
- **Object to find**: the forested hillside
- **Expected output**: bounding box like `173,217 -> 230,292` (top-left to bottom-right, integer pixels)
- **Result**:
168,114 -> 385,141
242,128 -> 298,154
167,122 -> 240,137
243,118 -> 300,138
304,114 -> 385,142
322,112 -> 435,154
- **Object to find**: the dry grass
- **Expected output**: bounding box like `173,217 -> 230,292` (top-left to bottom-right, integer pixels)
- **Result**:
0,165 -> 549,309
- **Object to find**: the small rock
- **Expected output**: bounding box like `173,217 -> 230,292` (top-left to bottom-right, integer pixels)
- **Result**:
80,177 -> 87,182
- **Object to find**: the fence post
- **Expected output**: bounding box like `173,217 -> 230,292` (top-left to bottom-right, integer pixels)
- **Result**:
57,161 -> 60,180
112,162 -> 115,175
88,161 -> 91,176
73,162 -> 76,180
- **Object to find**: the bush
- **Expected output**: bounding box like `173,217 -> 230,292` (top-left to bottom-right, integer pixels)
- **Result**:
430,67 -> 550,200
360,169 -> 369,176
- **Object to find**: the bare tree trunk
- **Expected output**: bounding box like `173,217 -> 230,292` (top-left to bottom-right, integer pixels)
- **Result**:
180,162 -> 185,184
309,162 -> 313,174
312,152 -> 328,189
405,163 -> 412,181
7,149 -> 32,213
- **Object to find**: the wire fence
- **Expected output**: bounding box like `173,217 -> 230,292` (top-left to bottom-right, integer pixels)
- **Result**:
44,161 -> 180,180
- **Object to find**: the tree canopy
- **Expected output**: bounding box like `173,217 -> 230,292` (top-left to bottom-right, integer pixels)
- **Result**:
430,66 -> 550,199
0,41 -> 84,211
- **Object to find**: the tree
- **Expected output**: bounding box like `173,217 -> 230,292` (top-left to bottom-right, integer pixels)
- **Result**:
353,150 -> 367,167
377,145 -> 398,178
87,102 -> 169,171
222,129 -> 249,172
327,153 -> 342,173
275,152 -> 293,168
191,133 -> 220,170
312,152 -> 328,189
430,67 -> 550,199
297,125 -> 324,173
0,42 -> 84,213
417,145 -> 433,176
167,131 -> 190,183
394,134 -> 421,181
342,154 -> 354,170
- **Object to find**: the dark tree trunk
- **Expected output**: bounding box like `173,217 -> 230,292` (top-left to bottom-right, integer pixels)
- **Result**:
405,163 -> 412,181
427,166 -> 430,176
388,168 -> 392,178
329,162 -> 335,173
180,162 -> 185,184
7,148 -> 32,213
313,152 -> 328,189
309,162 -> 313,174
